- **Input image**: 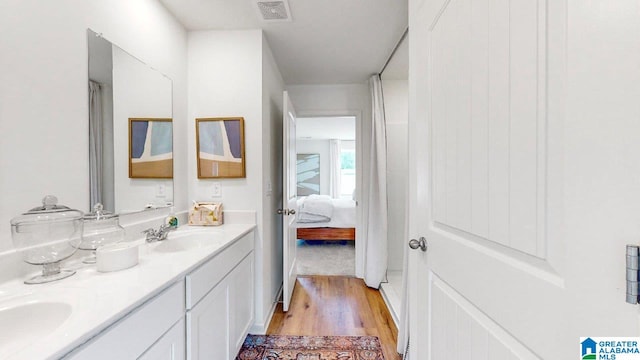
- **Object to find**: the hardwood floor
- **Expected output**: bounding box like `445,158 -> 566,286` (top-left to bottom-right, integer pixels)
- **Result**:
267,276 -> 401,360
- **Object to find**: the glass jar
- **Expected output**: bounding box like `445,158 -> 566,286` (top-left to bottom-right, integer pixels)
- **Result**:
10,195 -> 83,284
80,203 -> 125,264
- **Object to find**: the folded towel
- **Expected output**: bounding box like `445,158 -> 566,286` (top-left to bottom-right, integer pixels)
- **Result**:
297,195 -> 334,223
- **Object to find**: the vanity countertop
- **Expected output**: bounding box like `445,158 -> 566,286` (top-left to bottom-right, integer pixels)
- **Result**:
0,223 -> 256,360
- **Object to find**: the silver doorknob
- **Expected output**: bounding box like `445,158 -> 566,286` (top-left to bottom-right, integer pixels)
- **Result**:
409,237 -> 428,252
288,209 -> 296,215
277,209 -> 285,215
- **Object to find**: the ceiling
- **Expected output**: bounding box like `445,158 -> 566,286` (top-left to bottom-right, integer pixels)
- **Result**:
297,116 -> 356,140
159,0 -> 408,85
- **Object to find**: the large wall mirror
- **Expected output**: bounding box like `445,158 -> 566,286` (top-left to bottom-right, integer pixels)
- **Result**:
88,29 -> 174,214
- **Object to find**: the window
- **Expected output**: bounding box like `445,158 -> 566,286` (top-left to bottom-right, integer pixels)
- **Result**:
340,149 -> 356,199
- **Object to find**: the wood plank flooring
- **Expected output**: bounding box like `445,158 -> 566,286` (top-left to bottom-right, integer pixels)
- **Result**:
267,276 -> 401,360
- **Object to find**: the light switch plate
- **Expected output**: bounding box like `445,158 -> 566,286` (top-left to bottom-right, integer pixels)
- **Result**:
212,182 -> 222,197
156,184 -> 166,198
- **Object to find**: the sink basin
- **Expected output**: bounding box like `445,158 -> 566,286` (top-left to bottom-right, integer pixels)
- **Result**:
169,228 -> 223,239
153,231 -> 225,253
0,299 -> 72,356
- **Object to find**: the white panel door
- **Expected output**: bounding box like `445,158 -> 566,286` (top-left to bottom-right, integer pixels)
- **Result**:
407,0 -> 640,358
282,90 -> 298,312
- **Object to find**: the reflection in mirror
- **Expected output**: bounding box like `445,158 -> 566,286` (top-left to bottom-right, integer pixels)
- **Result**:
87,29 -> 173,214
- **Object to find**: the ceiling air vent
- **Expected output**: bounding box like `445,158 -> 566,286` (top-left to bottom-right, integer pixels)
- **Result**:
256,1 -> 292,22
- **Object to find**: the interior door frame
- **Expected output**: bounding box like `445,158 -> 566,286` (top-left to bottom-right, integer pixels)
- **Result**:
295,109 -> 365,278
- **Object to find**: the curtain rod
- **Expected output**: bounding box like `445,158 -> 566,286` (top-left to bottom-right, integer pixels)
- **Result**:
379,27 -> 409,75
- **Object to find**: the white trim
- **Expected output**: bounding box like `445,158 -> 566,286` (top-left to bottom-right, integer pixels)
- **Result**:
249,284 -> 283,334
379,283 -> 400,329
294,109 -> 365,279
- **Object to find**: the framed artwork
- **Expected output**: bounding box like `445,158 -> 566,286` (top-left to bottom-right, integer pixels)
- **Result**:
297,153 -> 320,196
129,118 -> 173,178
196,117 -> 246,178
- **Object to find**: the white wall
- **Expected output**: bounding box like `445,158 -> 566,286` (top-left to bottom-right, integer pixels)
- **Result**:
286,84 -> 371,278
287,84 -> 371,119
188,30 -> 262,209
0,0 -> 188,253
382,80 -> 408,272
296,139 -> 330,196
562,0 -> 640,347
188,29 -> 283,331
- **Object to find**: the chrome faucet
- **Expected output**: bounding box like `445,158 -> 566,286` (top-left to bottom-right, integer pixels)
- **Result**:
142,223 -> 174,243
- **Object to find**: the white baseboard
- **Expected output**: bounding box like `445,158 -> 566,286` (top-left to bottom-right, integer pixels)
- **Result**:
379,284 -> 400,329
249,285 -> 283,334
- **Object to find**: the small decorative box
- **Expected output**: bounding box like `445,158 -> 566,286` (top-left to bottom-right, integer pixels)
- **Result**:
188,201 -> 223,226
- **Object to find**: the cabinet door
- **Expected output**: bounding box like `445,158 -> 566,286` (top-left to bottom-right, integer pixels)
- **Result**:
64,281 -> 185,360
139,318 -> 186,360
187,281 -> 229,360
228,254 -> 254,357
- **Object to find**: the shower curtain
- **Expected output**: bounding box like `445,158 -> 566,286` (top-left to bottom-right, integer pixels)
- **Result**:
89,81 -> 103,208
364,74 -> 388,288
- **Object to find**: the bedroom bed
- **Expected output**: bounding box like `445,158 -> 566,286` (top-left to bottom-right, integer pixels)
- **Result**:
296,196 -> 356,241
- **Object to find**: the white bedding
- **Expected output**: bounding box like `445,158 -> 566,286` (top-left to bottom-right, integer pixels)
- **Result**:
296,197 -> 356,228
297,194 -> 334,223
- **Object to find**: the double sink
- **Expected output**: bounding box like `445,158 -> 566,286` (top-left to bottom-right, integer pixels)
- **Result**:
0,226 -> 231,359
152,228 -> 225,253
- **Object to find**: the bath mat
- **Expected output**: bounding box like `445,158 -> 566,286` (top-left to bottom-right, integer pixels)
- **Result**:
236,335 -> 384,359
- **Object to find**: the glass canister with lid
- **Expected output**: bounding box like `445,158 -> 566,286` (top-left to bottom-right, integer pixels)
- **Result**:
10,195 -> 83,284
80,203 -> 126,264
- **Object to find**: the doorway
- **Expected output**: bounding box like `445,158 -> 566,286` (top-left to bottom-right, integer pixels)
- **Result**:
294,116 -> 358,276
378,33 -> 409,328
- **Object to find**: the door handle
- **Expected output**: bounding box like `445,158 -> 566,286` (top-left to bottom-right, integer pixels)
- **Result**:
409,237 -> 428,252
288,209 -> 296,215
277,209 -> 285,215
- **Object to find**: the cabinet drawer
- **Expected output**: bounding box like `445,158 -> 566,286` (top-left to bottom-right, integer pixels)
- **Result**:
186,232 -> 253,309
65,280 -> 185,360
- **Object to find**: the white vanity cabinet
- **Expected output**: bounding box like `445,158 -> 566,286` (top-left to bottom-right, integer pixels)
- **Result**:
139,318 -> 186,360
186,232 -> 254,360
64,280 -> 186,360
60,229 -> 254,360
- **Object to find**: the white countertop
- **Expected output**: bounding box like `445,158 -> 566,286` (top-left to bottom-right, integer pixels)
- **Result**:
0,223 -> 256,360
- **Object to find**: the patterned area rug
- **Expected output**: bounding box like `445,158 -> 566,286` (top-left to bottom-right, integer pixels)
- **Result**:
236,335 -> 385,360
